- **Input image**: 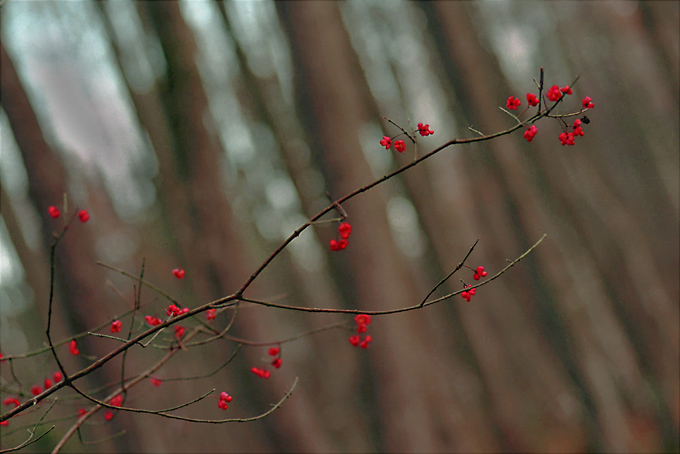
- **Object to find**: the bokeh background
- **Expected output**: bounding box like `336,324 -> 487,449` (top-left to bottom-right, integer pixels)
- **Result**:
1,1 -> 678,453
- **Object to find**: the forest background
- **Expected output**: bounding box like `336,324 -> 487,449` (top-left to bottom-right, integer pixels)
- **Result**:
0,1 -> 678,453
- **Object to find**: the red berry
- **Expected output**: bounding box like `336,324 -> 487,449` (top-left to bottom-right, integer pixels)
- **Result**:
526,93 -> 539,107
380,136 -> 392,149
44,378 -> 52,389
331,239 -> 348,251
77,210 -> 89,223
338,222 -> 352,239
394,140 -> 406,153
559,132 -> 575,146
172,268 -> 185,279
582,96 -> 595,109
218,400 -> 228,410
104,411 -> 114,421
506,96 -> 521,110
250,367 -> 270,379
145,315 -> 162,326
547,85 -> 562,102
417,122 -> 434,136
48,206 -> 60,218
77,408 -> 87,417
354,314 -> 371,326
206,309 -> 217,320
53,371 -> 63,382
150,377 -> 162,387
523,125 -> 538,142
473,266 -> 487,280
560,86 -> 573,95
268,347 -> 280,356
174,325 -> 185,339
110,395 -> 123,407
272,358 -> 282,369
349,335 -> 361,347
31,385 -> 42,396
110,320 -> 122,333
69,340 -> 79,355
3,397 -> 20,407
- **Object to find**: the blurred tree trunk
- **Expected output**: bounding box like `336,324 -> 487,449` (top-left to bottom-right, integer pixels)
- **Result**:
419,2 -> 678,452
410,3 -> 592,452
0,39 -> 139,453
276,2 -> 501,451
214,4 -> 371,451
137,3 -> 336,451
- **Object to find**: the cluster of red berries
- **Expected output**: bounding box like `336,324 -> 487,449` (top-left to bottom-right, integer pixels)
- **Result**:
47,206 -> 89,222
461,285 -> 476,302
417,122 -> 434,136
218,391 -> 233,410
349,314 -> 373,348
380,121 -> 434,153
206,308 -> 217,321
329,222 -> 352,251
269,347 -> 282,369
506,84 -> 594,145
473,266 -> 487,280
250,347 -> 282,379
250,367 -> 270,379
558,119 -> 586,146
380,136 -> 405,152
166,304 -> 189,317
172,268 -> 185,279
460,265 -> 488,301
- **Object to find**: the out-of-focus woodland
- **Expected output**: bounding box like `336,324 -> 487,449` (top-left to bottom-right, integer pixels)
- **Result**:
0,1 -> 678,453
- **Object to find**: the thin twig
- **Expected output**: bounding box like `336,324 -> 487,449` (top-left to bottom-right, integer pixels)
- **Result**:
0,400 -> 57,453
236,235 -> 546,316
419,239 -> 479,307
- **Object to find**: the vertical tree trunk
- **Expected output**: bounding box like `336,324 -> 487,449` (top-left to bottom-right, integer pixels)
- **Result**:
1,39 -> 139,453
138,3 -> 337,451
276,3 -> 500,451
